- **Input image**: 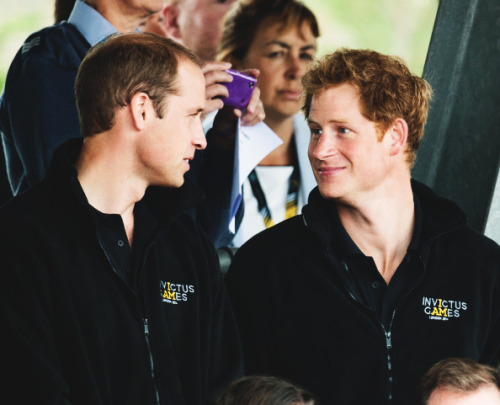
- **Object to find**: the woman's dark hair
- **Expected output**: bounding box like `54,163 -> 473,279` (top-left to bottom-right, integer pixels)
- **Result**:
217,0 -> 320,63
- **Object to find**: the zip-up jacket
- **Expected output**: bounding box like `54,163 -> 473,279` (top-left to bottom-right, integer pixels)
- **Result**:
225,181 -> 500,405
0,139 -> 243,405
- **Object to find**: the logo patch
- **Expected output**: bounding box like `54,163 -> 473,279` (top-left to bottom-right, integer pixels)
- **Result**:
160,280 -> 195,304
422,296 -> 468,321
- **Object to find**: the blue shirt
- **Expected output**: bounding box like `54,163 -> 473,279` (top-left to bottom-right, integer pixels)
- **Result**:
68,0 -> 117,46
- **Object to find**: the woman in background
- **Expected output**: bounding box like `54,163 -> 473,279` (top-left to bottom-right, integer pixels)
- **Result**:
217,0 -> 320,246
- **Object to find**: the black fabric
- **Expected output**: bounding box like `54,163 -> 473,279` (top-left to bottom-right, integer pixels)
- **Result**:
0,138 -> 244,405
226,181 -> 500,405
331,194 -> 424,329
89,207 -> 132,282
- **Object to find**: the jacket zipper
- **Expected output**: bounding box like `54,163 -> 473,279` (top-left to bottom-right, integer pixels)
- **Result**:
139,242 -> 164,405
96,235 -> 162,404
381,313 -> 395,404
341,260 -> 396,404
144,318 -> 161,405
305,205 -> 435,405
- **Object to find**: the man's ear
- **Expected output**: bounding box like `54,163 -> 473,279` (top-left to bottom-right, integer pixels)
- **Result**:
130,92 -> 150,131
163,3 -> 182,41
386,118 -> 409,157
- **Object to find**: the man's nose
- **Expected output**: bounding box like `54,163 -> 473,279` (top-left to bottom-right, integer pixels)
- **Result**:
193,122 -> 207,150
310,132 -> 337,160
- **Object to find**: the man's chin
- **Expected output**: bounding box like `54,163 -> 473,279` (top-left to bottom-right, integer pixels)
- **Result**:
317,185 -> 344,201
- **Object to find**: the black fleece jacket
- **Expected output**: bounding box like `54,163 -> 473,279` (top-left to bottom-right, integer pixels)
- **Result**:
226,181 -> 500,405
0,139 -> 243,405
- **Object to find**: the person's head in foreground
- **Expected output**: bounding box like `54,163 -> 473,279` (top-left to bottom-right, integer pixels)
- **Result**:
216,375 -> 315,405
416,357 -> 500,405
75,32 -> 206,188
301,48 -> 433,202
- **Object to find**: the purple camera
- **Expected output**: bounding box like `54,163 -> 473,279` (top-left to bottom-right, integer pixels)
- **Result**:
221,69 -> 257,110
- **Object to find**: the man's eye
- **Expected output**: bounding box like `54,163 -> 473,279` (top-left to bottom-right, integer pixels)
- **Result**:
339,127 -> 350,134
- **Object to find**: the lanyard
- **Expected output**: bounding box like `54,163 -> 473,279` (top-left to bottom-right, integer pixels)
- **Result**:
247,161 -> 300,229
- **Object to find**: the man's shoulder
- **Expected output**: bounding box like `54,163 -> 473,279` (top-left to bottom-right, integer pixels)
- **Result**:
25,22 -> 89,54
232,215 -> 311,264
5,22 -> 89,81
450,224 -> 500,261
0,183 -> 54,225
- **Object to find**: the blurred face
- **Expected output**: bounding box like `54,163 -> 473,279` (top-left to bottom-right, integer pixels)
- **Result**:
120,0 -> 165,16
427,385 -> 500,405
307,83 -> 393,204
139,10 -> 169,37
97,0 -> 164,31
176,0 -> 239,61
141,60 -> 207,187
240,19 -> 316,123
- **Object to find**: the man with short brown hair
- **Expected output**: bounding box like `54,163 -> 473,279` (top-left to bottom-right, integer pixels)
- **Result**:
0,33 -> 243,405
1,0 -> 262,247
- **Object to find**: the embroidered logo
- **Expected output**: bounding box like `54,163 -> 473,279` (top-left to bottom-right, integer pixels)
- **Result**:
422,296 -> 468,321
160,280 -> 195,304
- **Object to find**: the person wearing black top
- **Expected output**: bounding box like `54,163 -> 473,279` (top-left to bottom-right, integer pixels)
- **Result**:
0,33 -> 243,405
225,48 -> 500,404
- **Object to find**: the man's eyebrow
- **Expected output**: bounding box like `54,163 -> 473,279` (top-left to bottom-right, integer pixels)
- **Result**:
307,118 -> 349,125
187,106 -> 204,115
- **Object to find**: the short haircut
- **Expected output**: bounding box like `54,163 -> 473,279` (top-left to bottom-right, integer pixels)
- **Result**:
301,48 -> 433,165
217,0 -> 320,63
216,375 -> 315,405
416,357 -> 500,405
75,32 -> 201,138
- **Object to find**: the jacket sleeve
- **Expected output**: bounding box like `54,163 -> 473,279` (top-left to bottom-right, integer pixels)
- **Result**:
204,232 -> 244,404
480,254 -> 500,366
0,50 -> 81,195
0,227 -> 73,404
224,240 -> 277,376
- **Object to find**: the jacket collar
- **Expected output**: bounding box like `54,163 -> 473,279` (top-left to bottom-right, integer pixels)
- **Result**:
302,179 -> 467,255
44,138 -> 205,222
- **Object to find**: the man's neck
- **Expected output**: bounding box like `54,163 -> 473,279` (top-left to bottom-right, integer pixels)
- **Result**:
337,178 -> 415,285
75,137 -> 147,246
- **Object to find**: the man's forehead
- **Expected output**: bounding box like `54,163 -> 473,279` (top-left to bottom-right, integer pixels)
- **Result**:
308,84 -> 363,120
311,84 -> 359,104
177,60 -> 205,90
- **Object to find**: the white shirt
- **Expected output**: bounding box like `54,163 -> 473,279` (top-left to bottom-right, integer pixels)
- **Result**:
231,166 -> 305,247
